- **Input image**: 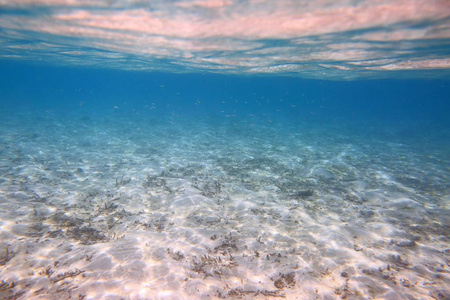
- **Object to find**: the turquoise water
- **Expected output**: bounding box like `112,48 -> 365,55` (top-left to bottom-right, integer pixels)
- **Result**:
1,1 -> 450,299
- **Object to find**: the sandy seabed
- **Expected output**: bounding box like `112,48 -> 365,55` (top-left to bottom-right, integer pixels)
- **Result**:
0,111 -> 449,299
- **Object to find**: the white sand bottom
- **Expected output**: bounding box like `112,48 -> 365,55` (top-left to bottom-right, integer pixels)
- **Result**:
0,114 -> 449,299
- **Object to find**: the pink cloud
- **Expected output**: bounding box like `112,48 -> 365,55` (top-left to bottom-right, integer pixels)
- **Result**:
1,0 -> 449,76
175,0 -> 233,9
47,0 -> 449,39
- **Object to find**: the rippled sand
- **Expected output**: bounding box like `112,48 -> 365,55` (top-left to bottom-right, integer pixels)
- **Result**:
0,111 -> 449,299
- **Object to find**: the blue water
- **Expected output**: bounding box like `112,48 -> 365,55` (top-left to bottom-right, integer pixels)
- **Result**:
2,62 -> 450,125
1,1 -> 450,299
1,60 -> 449,299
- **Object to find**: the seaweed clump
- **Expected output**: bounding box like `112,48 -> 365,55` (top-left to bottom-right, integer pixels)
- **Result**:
273,272 -> 296,289
0,248 -> 15,266
68,227 -> 107,245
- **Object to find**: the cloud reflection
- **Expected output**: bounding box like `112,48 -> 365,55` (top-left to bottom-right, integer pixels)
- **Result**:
0,0 -> 449,78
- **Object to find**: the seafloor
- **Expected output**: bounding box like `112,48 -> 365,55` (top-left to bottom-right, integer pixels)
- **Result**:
0,109 -> 449,299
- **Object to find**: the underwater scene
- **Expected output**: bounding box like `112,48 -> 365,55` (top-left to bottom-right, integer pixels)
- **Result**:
1,1 -> 450,299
